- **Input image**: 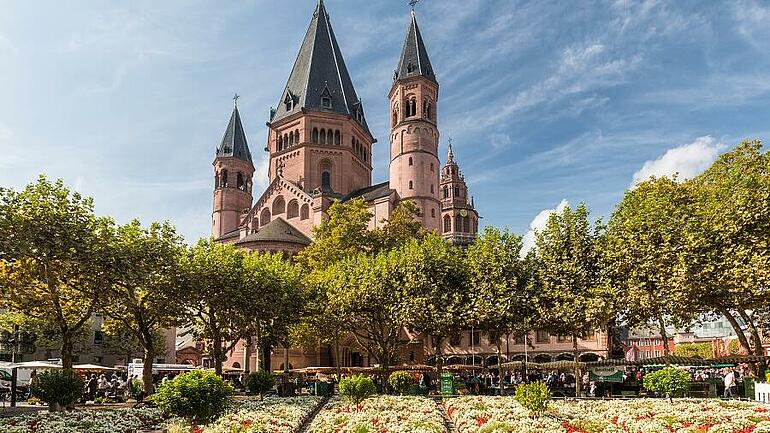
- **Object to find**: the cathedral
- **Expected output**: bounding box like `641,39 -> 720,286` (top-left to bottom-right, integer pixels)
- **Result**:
211,0 -> 478,257
188,1 -> 611,371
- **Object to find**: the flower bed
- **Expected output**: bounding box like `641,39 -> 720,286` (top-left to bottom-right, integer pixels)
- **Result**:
0,407 -> 164,433
309,395 -> 446,433
445,396 -> 770,433
176,396 -> 321,433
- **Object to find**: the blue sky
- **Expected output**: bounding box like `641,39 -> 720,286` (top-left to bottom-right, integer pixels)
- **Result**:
1,0 -> 769,244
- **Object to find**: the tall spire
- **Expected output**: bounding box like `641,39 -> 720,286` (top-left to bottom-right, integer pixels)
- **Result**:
447,138 -> 455,163
216,104 -> 253,165
270,0 -> 370,133
395,9 -> 436,83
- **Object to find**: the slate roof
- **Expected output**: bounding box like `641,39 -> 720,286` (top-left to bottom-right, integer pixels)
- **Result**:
341,181 -> 394,203
235,217 -> 311,246
395,10 -> 436,84
216,106 -> 253,164
270,0 -> 370,134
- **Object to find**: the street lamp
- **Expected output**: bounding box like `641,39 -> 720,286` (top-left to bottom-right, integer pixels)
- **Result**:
0,325 -> 36,407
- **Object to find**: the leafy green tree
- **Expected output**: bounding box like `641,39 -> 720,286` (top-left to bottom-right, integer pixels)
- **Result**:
514,382 -> 551,417
685,140 -> 770,365
601,177 -> 698,363
238,251 -> 303,372
643,367 -> 691,401
533,203 -> 609,394
152,370 -> 233,427
31,370 -> 83,412
339,374 -> 376,407
0,176 -> 112,369
245,370 -> 275,399
0,312 -> 92,359
372,200 -> 424,251
100,321 -> 168,368
100,219 -> 184,393
466,227 -> 534,391
673,342 -> 713,359
399,234 -> 468,375
177,239 -> 246,375
388,370 -> 414,395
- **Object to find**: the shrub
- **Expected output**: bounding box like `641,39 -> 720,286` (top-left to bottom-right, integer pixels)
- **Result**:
31,369 -> 83,411
643,367 -> 691,401
151,370 -> 233,426
514,382 -> 551,416
339,374 -> 376,406
245,370 -> 275,399
388,371 -> 413,395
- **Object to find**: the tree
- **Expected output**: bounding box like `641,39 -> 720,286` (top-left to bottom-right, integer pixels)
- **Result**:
533,203 -> 609,395
0,312 -> 92,360
0,176 -> 112,369
466,227 -> 534,393
178,239 -> 246,375
327,250 -> 410,381
601,177 -> 698,364
372,200 -> 424,251
237,251 -> 303,372
100,321 -> 168,368
685,140 -> 770,367
399,234 -> 469,374
673,342 -> 713,359
101,220 -> 184,393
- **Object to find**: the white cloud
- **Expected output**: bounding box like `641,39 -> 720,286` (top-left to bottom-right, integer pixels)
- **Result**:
631,136 -> 725,186
521,199 -> 569,256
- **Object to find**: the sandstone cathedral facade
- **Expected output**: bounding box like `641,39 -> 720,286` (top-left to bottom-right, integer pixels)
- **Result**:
190,1 -> 608,371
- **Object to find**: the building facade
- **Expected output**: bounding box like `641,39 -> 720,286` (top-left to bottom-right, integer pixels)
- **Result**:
201,1 -> 605,372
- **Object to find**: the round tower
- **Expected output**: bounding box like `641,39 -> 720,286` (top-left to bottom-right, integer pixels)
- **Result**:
212,101 -> 255,239
388,10 -> 441,231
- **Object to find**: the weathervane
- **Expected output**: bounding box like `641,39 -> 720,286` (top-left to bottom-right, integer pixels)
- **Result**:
409,0 -> 420,10
233,93 -> 240,107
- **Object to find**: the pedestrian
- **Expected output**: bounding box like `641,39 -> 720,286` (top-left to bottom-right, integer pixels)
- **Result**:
87,374 -> 97,401
723,369 -> 736,398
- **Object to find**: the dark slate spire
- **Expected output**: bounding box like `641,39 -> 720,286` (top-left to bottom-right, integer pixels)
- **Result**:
216,103 -> 253,164
271,0 -> 370,133
395,10 -> 436,83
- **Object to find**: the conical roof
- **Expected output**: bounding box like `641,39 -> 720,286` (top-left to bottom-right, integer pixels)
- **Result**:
216,106 -> 252,164
395,10 -> 436,83
271,0 -> 370,134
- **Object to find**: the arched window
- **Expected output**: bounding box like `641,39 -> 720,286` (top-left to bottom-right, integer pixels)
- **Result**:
443,186 -> 448,199
410,98 -> 417,117
312,128 -> 319,143
431,208 -> 436,218
426,102 -> 432,120
430,162 -> 434,172
300,204 -> 310,220
287,199 -> 299,219
392,110 -> 398,126
260,208 -> 271,227
443,215 -> 451,233
408,157 -> 413,166
277,135 -> 283,151
294,129 -> 300,145
455,215 -> 463,233
334,130 -> 341,145
463,216 -> 470,233
409,180 -> 413,189
430,184 -> 434,194
214,172 -> 220,189
322,171 -> 331,189
221,170 -> 229,188
320,129 -> 326,145
272,196 -> 286,215
454,186 -> 460,197
237,172 -> 244,190
284,134 -> 289,148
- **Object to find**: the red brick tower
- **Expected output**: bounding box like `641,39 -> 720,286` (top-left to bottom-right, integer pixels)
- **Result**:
212,100 -> 255,239
265,0 -> 375,197
389,10 -> 441,231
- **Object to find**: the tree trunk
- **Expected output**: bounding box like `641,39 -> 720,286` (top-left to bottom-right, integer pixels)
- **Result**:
737,309 -> 767,377
243,336 -> 252,374
573,335 -> 581,397
434,336 -> 443,376
60,332 -> 74,370
658,317 -> 671,366
143,346 -> 155,394
496,339 -> 503,396
719,308 -> 752,354
212,334 -> 223,376
334,332 -> 341,381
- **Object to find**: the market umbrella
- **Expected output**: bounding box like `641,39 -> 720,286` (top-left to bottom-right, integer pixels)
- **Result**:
500,361 -> 542,370
8,361 -> 62,370
73,364 -> 118,371
444,364 -> 484,372
389,364 -> 436,373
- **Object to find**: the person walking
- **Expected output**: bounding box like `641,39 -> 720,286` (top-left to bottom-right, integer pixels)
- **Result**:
723,369 -> 736,398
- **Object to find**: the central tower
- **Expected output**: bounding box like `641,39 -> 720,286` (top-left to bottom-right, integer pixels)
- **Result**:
389,10 -> 441,231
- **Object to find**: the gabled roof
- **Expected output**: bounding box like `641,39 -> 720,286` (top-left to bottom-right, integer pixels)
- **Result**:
395,10 -> 436,84
341,181 -> 394,203
216,106 -> 253,164
270,0 -> 370,134
235,217 -> 311,246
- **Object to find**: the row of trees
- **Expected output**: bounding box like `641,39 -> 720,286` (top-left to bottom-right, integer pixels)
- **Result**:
0,140 -> 767,397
